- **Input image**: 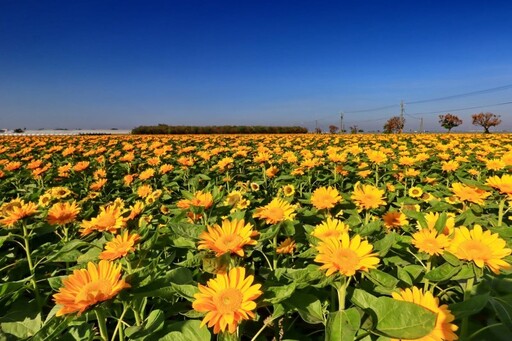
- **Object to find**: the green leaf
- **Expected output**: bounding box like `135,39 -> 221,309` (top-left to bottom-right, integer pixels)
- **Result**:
372,297 -> 436,339
449,293 -> 489,319
47,239 -> 89,262
374,232 -> 397,257
0,279 -> 25,297
433,212 -> 448,234
367,269 -> 399,294
403,210 -> 427,229
0,299 -> 42,339
424,262 -> 460,282
126,309 -> 165,340
325,308 -> 361,341
489,294 -> 512,331
285,292 -> 325,324
442,251 -> 461,266
0,233 -> 12,248
172,284 -> 199,302
357,220 -> 382,237
158,320 -> 211,341
263,283 -> 297,304
351,289 -> 378,309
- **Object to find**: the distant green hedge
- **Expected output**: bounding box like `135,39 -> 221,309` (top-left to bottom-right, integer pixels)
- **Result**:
131,125 -> 308,134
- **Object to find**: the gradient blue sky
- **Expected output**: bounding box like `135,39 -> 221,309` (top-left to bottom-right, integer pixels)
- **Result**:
1,0 -> 512,131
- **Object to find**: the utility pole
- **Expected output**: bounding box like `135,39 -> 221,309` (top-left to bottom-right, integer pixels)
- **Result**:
400,100 -> 405,133
315,120 -> 318,133
419,117 -> 424,133
340,112 -> 344,134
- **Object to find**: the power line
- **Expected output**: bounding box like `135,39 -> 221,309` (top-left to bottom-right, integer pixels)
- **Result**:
406,84 -> 512,105
406,100 -> 512,116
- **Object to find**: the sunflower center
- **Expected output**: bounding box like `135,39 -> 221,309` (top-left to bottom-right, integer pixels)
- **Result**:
75,279 -> 113,304
267,207 -> 284,221
460,240 -> 491,261
333,248 -> 360,272
218,234 -> 243,250
215,288 -> 243,313
97,214 -> 117,228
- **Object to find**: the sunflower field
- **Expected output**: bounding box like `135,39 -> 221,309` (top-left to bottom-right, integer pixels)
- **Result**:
1,133 -> 512,341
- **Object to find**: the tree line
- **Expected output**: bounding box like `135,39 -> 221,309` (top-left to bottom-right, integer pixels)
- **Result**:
131,124 -> 308,134
382,112 -> 502,134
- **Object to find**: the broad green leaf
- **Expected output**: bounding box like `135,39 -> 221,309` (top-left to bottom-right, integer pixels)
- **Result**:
450,293 -> 489,319
263,283 -> 297,304
172,283 -> 199,301
433,212 -> 448,234
0,299 -> 42,339
367,269 -> 399,293
325,308 -> 360,341
126,309 -> 165,340
351,289 -> 378,309
425,262 -> 460,282
285,292 -> 325,324
489,294 -> 512,331
372,297 -> 436,339
403,210 -> 427,229
47,239 -> 88,262
374,232 -> 397,257
442,251 -> 461,266
0,279 -> 25,296
158,320 -> 211,341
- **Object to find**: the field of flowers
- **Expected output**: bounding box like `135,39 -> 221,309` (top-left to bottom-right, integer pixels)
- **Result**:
1,133 -> 512,341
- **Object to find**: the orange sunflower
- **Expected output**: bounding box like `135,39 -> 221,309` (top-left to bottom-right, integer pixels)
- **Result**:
192,267 -> 262,334
80,205 -> 125,236
315,234 -> 379,276
47,201 -> 81,225
391,287 -> 458,341
450,183 -> 490,206
99,231 -> 141,260
351,182 -> 386,210
310,186 -> 342,210
53,260 -> 130,316
253,198 -> 296,225
276,237 -> 296,254
382,211 -> 408,230
447,225 -> 511,274
0,199 -> 38,228
198,219 -> 259,257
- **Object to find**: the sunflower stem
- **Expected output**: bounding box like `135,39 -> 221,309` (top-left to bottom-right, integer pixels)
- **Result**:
21,222 -> 42,309
272,234 -> 278,270
374,165 -> 379,187
95,309 -> 109,341
423,261 -> 431,291
337,277 -> 349,311
460,276 -> 475,339
218,329 -> 240,341
498,199 -> 505,227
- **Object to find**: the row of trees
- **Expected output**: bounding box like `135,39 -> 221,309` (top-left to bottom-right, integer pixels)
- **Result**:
383,112 -> 502,134
132,124 -> 308,134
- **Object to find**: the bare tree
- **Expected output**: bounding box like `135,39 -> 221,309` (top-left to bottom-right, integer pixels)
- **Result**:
383,116 -> 405,134
328,125 -> 339,134
472,112 -> 501,133
439,113 -> 463,132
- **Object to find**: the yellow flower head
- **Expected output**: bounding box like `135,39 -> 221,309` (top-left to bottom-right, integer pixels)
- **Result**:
382,211 -> 408,230
192,267 -> 262,334
448,225 -> 511,274
311,217 -> 350,241
198,219 -> 259,257
412,228 -> 450,256
311,186 -> 342,210
276,237 -> 296,254
451,183 -> 490,206
80,205 -> 125,236
351,182 -> 386,210
0,199 -> 38,228
53,261 -> 130,316
253,198 -> 296,225
99,231 -> 140,260
314,234 -> 379,277
391,287 -> 458,341
47,201 -> 81,225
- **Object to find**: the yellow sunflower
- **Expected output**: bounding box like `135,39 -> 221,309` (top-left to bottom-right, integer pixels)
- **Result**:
486,174 -> 512,196
198,219 -> 259,257
192,267 -> 262,334
311,217 -> 350,241
253,198 -> 296,225
447,225 -> 511,274
310,186 -> 342,210
0,199 -> 38,228
412,229 -> 450,256
53,260 -> 130,316
314,234 -> 379,276
351,182 -> 386,210
80,205 -> 125,236
391,287 -> 458,341
99,231 -> 141,260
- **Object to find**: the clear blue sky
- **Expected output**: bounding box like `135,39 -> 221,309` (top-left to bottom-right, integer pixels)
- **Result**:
1,0 -> 512,131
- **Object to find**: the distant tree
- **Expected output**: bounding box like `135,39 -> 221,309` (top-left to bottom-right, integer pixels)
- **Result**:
438,113 -> 463,132
314,127 -> 322,134
471,112 -> 502,133
350,125 -> 358,134
328,125 -> 339,134
13,128 -> 24,133
383,116 -> 405,133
